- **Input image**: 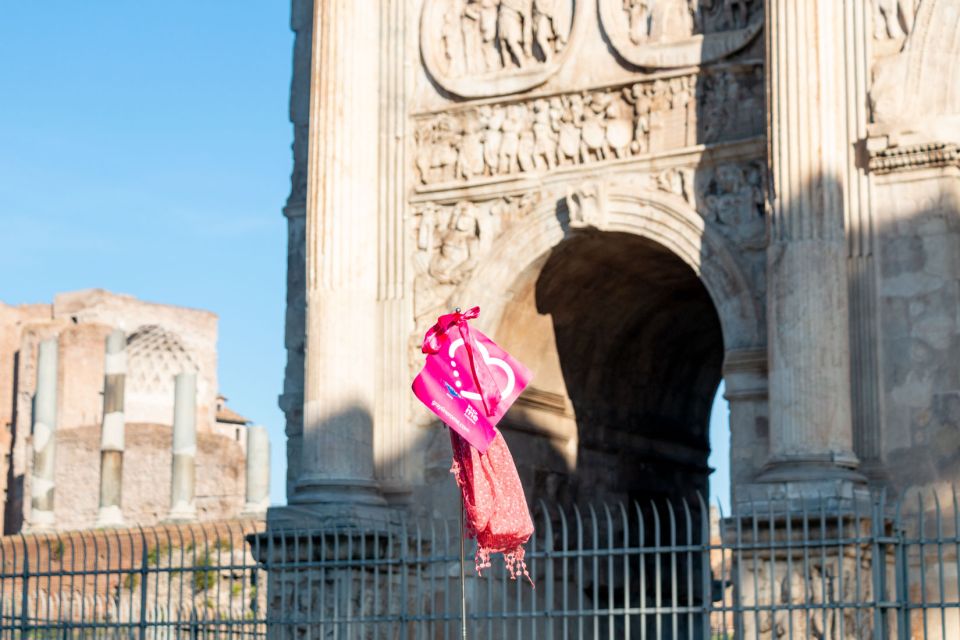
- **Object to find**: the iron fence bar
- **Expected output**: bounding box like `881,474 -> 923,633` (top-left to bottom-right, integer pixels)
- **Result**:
619,502 -> 631,640
680,499 -> 692,640
667,501 -> 678,640
513,512 -> 523,640
698,496 -> 709,640
543,502 -> 555,640
801,496 -> 812,640
138,528 -> 148,640
604,504 -> 613,640
19,535 -> 28,637
818,495 -> 828,640
559,504 -> 569,640
653,502 -> 663,640
529,504 -> 539,640
955,488 -> 960,640
934,491 -> 947,637
871,493 -> 884,640
785,498 -> 794,640
919,491 -> 929,640
720,500 -> 731,640
894,496 -> 909,640
637,501 -> 645,640
574,505 -> 583,640
750,497 -> 760,640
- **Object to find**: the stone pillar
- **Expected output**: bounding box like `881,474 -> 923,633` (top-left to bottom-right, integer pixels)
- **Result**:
27,338 -> 58,531
759,0 -> 863,489
97,330 -> 126,527
280,0 -> 387,520
167,372 -> 197,522
722,349 -> 769,504
243,425 -> 270,516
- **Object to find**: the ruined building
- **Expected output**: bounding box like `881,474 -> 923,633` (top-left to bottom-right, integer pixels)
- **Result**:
0,289 -> 269,533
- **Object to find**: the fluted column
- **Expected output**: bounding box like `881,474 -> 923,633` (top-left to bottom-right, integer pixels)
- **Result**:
27,338 -> 58,531
291,0 -> 385,509
167,372 -> 197,521
760,0 -> 863,485
97,330 -> 126,527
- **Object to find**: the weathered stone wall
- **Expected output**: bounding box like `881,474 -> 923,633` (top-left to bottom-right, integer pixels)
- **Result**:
874,172 -> 960,493
54,424 -> 246,530
864,0 -> 960,497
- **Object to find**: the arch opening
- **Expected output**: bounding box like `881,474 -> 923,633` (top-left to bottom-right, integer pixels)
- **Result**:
495,231 -> 726,508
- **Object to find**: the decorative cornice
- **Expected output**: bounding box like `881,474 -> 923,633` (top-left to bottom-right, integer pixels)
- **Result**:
866,139 -> 960,175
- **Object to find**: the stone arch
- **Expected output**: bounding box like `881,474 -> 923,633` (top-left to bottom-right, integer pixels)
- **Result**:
453,185 -> 765,507
459,187 -> 763,352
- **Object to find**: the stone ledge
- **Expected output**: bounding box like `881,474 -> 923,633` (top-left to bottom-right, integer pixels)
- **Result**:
866,138 -> 960,175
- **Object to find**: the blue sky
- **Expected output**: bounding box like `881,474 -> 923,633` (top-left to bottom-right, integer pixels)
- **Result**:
0,2 -> 293,503
0,2 -> 731,512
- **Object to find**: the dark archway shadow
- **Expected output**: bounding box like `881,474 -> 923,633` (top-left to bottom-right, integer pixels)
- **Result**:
492,230 -> 724,513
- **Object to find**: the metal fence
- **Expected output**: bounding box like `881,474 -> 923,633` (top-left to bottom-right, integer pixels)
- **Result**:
1,489 -> 958,639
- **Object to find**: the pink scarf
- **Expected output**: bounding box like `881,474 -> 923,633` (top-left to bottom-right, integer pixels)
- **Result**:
420,308 -> 535,583
449,426 -> 533,584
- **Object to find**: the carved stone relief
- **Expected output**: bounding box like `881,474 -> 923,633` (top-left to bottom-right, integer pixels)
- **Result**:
872,0 -> 919,41
868,0 -> 960,153
413,65 -> 763,188
421,0 -> 584,98
565,180 -> 608,229
412,194 -> 543,320
408,192 -> 542,390
599,0 -> 763,69
695,160 -> 766,248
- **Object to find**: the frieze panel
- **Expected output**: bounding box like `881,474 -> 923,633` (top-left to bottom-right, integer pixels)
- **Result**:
409,193 -> 542,379
421,0 -> 585,98
413,65 -> 763,189
600,0 -> 762,69
412,194 -> 543,318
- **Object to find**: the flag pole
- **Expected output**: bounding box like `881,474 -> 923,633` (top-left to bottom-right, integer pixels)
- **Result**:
454,307 -> 468,640
460,496 -> 468,640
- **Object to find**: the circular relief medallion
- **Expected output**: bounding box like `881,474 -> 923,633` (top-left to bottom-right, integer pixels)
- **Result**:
421,0 -> 583,99
599,0 -> 762,69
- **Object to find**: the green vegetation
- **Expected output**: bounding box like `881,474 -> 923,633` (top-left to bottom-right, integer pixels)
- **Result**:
146,543 -> 169,566
192,552 -> 218,592
122,572 -> 140,591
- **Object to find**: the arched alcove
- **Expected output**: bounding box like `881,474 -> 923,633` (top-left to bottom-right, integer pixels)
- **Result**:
493,231 -> 724,507
454,187 -> 763,509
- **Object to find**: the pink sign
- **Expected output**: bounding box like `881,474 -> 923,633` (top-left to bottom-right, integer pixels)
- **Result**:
412,308 -> 532,452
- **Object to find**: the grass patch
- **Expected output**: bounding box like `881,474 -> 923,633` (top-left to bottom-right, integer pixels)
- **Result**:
192,552 -> 218,592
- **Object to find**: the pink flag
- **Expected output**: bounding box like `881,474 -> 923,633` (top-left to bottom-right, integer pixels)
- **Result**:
412,307 -> 535,583
412,307 -> 532,453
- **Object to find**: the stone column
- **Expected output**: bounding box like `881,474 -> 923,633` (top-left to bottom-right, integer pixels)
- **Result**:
27,338 -> 58,531
281,0 -> 387,519
759,0 -> 863,489
97,330 -> 126,527
243,425 -> 270,517
167,372 -> 197,522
